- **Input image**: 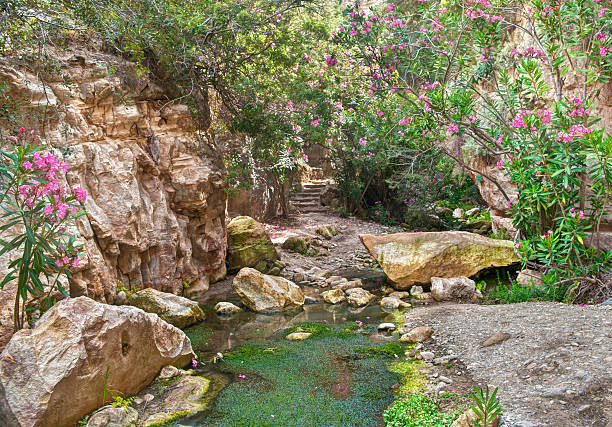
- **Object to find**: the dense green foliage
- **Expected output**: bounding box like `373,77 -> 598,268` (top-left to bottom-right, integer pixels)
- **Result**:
383,394 -> 456,427
1,0 -> 610,303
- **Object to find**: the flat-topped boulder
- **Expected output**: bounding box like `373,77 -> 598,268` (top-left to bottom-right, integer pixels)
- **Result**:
0,297 -> 194,427
233,267 -> 304,312
128,288 -> 205,328
359,231 -> 518,289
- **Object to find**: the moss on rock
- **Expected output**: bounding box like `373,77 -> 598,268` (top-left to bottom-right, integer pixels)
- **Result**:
227,216 -> 279,273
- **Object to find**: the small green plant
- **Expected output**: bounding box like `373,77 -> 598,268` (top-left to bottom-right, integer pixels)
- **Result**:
383,393 -> 455,427
102,366 -> 122,404
111,395 -> 134,409
469,386 -> 502,427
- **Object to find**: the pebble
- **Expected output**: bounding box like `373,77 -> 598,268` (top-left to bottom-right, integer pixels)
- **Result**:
143,394 -> 154,403
439,375 -> 453,384
577,404 -> 591,413
377,323 -> 396,331
482,332 -> 511,347
421,351 -> 435,361
285,332 -> 312,341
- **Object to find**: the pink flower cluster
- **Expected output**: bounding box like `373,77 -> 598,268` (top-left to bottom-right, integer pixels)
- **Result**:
537,108 -> 551,124
55,245 -> 79,269
511,110 -> 531,129
446,123 -> 459,134
569,208 -> 586,220
541,229 -> 553,240
556,124 -> 593,143
420,81 -> 440,90
512,47 -> 547,61
568,97 -> 590,117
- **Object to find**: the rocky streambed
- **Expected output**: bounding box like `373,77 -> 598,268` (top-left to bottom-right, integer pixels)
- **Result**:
1,213 -> 610,427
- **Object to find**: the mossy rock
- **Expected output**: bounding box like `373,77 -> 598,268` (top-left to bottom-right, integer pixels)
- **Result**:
139,374 -> 213,426
281,236 -> 309,254
227,216 -> 279,272
316,225 -> 340,240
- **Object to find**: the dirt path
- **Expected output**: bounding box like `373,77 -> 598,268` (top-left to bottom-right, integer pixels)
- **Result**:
404,302 -> 612,427
264,210 -> 401,274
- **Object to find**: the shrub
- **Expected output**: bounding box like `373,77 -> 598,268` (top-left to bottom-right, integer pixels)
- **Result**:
0,129 -> 86,330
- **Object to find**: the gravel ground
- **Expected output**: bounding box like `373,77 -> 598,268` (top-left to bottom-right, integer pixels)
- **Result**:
404,302 -> 612,427
265,211 -> 401,273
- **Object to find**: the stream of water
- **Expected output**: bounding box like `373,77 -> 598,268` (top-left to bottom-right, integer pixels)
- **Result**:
177,274 -> 415,427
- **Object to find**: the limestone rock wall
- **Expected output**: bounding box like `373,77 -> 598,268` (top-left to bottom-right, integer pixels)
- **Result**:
0,49 -> 227,347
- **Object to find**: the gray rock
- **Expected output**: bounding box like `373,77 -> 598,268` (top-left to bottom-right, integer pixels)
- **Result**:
452,208 -> 465,219
138,373 -> 212,426
377,323 -> 396,331
214,302 -> 242,315
285,332 -> 312,341
380,296 -> 403,309
322,289 -> 346,304
114,290 -> 127,306
482,332 -> 511,347
128,288 -> 205,328
158,365 -> 180,379
86,405 -> 138,427
399,326 -> 434,343
233,267 -> 304,312
346,288 -> 375,307
431,276 -> 482,302
465,207 -> 480,217
304,296 -> 320,305
409,286 -> 424,297
421,351 -> 435,361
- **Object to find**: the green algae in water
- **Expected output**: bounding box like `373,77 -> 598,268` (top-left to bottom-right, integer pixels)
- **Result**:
184,324 -> 214,350
194,323 -> 403,427
355,342 -> 404,358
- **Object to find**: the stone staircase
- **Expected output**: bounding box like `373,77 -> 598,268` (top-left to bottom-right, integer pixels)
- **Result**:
291,179 -> 330,214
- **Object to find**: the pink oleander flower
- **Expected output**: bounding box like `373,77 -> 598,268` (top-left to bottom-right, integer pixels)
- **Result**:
72,186 -> 87,204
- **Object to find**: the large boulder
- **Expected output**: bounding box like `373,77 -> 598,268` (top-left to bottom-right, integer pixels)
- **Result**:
233,267 -> 304,312
127,288 -> 205,328
359,231 -> 518,289
431,277 -> 483,302
0,297 -> 195,427
227,216 -> 279,273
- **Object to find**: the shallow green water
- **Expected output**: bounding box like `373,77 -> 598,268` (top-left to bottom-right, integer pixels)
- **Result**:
179,286 -> 410,427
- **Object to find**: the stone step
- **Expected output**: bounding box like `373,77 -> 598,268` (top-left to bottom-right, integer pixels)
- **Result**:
292,196 -> 320,203
291,193 -> 321,200
303,183 -> 326,190
293,201 -> 320,207
299,188 -> 324,194
298,207 -> 328,213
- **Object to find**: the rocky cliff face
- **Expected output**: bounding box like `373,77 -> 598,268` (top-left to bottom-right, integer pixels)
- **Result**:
0,49 -> 227,348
